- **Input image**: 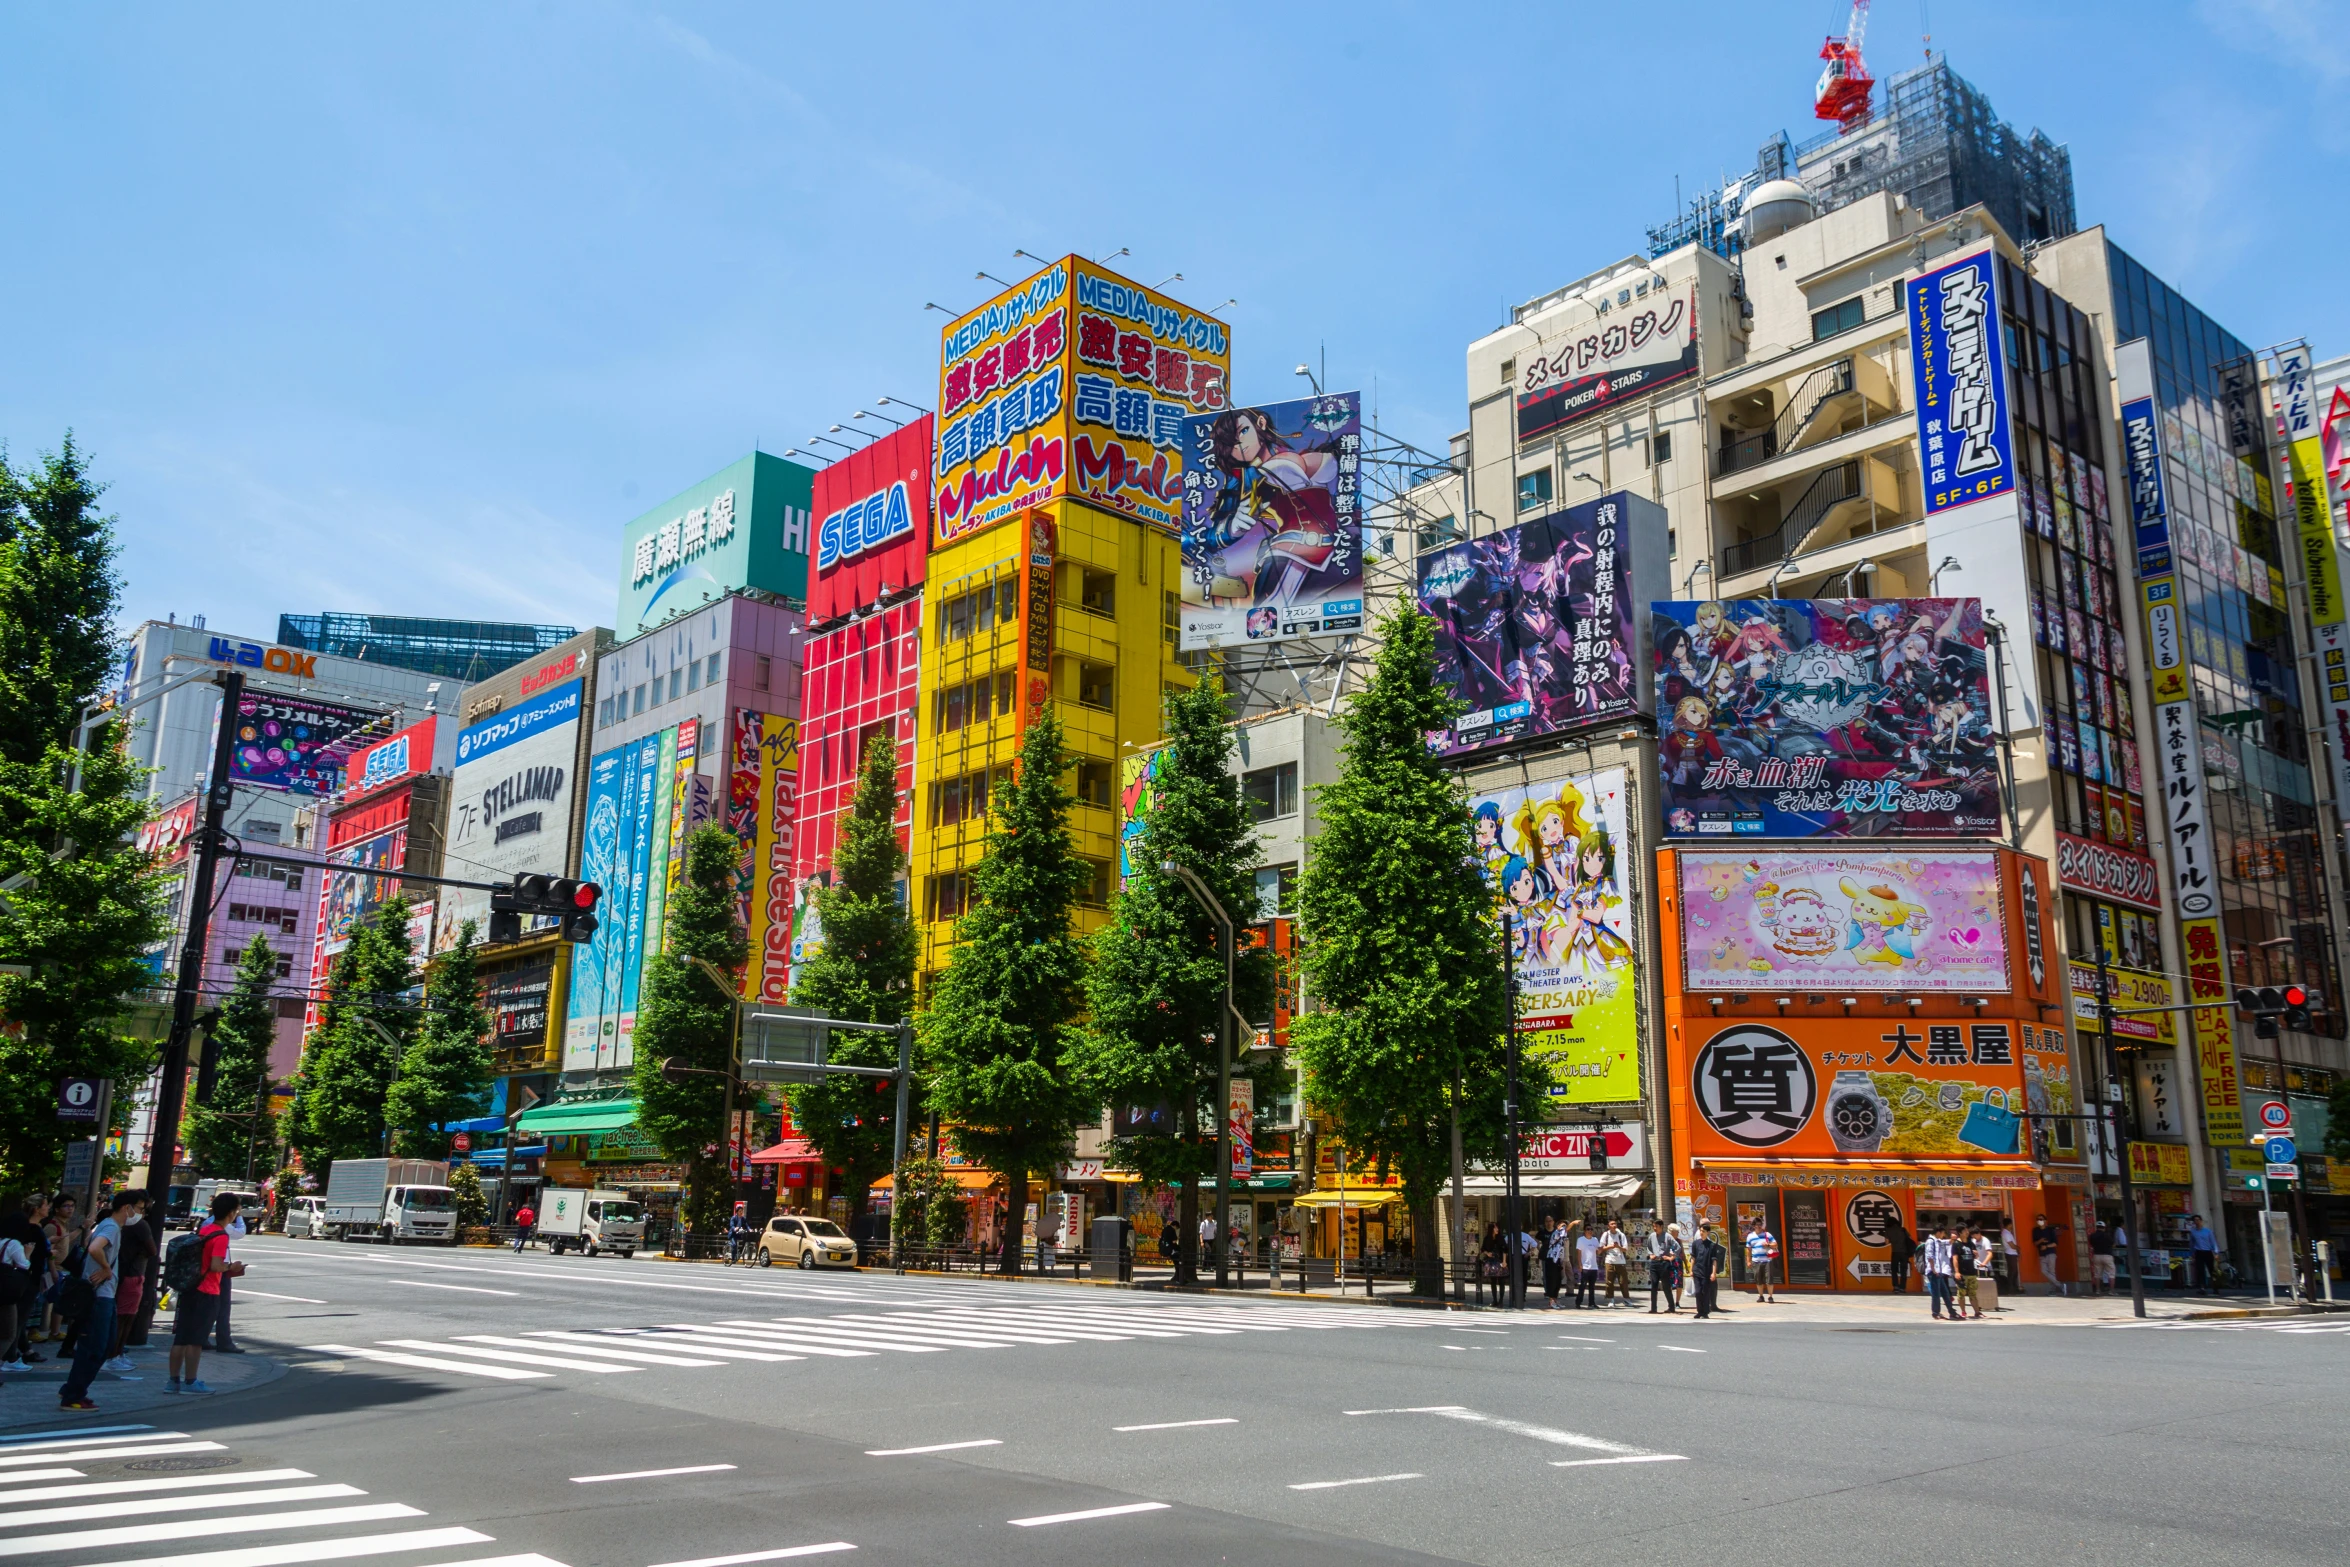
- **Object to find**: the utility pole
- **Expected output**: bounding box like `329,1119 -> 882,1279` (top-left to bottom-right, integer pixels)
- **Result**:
1164,859 -> 1239,1290
1502,905 -> 1524,1311
2093,934 -> 2148,1319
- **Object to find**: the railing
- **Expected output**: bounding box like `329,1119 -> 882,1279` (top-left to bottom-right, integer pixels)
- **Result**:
1719,460 -> 1862,577
1718,358 -> 1855,477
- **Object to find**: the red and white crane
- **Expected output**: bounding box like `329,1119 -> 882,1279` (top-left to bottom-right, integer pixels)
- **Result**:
1814,0 -> 1875,132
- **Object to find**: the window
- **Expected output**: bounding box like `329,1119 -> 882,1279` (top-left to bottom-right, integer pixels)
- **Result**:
931,769 -> 993,828
933,671 -> 1012,735
1811,295 -> 1867,340
943,578 -> 1019,643
668,669 -> 682,702
1076,659 -> 1115,711
1077,567 -> 1116,617
1499,357 -> 1515,386
632,684 -> 646,716
1075,760 -> 1112,808
1254,863 -> 1298,920
754,653 -> 771,692
928,871 -> 973,921
1516,468 -> 1553,513
1163,589 -> 1181,646
1649,430 -> 1673,466
686,660 -> 701,693
1078,858 -> 1113,909
1417,515 -> 1463,553
1241,762 -> 1298,822
706,653 -> 723,686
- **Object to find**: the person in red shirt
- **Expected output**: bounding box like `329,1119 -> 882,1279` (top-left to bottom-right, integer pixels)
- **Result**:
513,1203 -> 537,1253
169,1193 -> 246,1394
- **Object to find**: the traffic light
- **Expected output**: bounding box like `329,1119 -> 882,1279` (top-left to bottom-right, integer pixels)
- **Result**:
2282,983 -> 2312,1032
2235,984 -> 2316,1039
490,876 -> 603,944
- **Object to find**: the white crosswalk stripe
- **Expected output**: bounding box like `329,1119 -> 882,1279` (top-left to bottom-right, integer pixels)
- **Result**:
297,1293 -> 1430,1384
10,1432 -> 576,1567
2098,1318 -> 2350,1332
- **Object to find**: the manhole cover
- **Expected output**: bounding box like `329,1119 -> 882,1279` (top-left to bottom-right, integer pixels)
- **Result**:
126,1456 -> 243,1473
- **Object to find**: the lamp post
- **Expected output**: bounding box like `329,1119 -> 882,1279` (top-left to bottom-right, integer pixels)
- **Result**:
686,957 -> 748,1225
1164,858 -> 1247,1289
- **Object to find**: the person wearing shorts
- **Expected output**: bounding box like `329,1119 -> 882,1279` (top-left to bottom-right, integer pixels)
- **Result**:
1745,1219 -> 1779,1302
169,1193 -> 246,1394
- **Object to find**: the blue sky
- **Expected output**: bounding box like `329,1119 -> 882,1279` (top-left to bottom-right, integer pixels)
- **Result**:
6,1 -> 2345,641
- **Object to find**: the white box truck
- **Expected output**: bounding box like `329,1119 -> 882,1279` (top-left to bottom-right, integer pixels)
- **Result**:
322,1158 -> 458,1244
535,1187 -> 645,1257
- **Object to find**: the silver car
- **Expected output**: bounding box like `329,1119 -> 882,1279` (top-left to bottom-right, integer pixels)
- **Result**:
284,1195 -> 328,1238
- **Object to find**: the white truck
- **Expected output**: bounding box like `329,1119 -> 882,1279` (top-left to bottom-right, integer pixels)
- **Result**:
322,1158 -> 458,1244
535,1187 -> 645,1257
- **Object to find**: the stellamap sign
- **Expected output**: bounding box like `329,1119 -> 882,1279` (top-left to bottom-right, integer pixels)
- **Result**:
817,480 -> 915,570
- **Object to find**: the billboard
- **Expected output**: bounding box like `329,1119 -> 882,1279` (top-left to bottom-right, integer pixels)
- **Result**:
344,715 -> 447,795
1516,284 -> 1697,441
933,257 -> 1231,546
1176,392 -> 1364,649
566,731 -> 668,1071
618,453 -> 814,639
440,678 -> 582,953
731,709 -> 802,1004
809,416 -> 932,622
1908,248 -> 2016,517
1675,851 -> 2010,994
1470,768 -> 1641,1107
1651,597 -> 1998,840
1419,492 -> 1663,758
230,691 -> 380,795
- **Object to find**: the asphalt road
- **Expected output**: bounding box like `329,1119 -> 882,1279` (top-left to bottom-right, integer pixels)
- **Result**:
8,1234 -> 2348,1567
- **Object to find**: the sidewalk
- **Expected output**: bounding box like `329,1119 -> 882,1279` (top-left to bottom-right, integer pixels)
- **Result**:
0,1341 -> 283,1432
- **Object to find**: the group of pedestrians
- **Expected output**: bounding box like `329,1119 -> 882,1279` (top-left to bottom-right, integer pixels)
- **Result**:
1913,1223 -> 1999,1321
1478,1215 -> 1732,1318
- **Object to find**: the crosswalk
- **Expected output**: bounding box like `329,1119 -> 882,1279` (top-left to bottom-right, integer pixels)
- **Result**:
0,1423 -> 573,1567
302,1297 -> 1429,1384
2099,1317 -> 2350,1333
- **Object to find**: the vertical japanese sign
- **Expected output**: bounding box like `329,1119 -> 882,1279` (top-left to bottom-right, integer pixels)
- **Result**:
2121,339 -> 2241,1145
567,746 -> 627,1071
2273,348 -> 2350,830
1908,248 -> 2016,516
639,724 -> 681,973
733,710 -> 801,1004
1022,510 -> 1057,725
1228,1078 -> 1254,1177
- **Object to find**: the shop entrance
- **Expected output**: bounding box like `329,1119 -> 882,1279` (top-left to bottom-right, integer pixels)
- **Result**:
1724,1188 -> 1832,1287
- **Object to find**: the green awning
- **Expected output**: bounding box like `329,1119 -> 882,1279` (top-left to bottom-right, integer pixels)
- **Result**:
513,1100 -> 639,1136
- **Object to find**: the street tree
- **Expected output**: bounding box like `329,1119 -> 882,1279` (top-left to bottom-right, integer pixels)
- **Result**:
0,722 -> 169,1186
0,434 -> 123,766
1073,677 -> 1272,1285
1291,602 -> 1529,1296
292,896 -> 418,1164
386,919 -> 493,1158
788,730 -> 920,1219
629,824 -> 749,1235
184,932 -> 282,1179
921,706 -> 1097,1275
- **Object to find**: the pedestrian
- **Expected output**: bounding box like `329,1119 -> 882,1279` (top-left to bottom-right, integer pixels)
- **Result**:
1036,1220 -> 1058,1275
168,1192 -> 247,1395
2186,1214 -> 2220,1291
2031,1212 -> 2065,1296
1198,1211 -> 1218,1274
0,1207 -> 33,1380
513,1201 -> 537,1253
2088,1218 -> 2117,1295
725,1205 -> 751,1265
42,1193 -> 82,1346
1690,1223 -> 1726,1319
1999,1221 -> 2019,1291
1516,1221 -> 1536,1299
1971,1229 -> 1997,1315
1920,1224 -> 1961,1321
1666,1222 -> 1688,1311
1645,1219 -> 1682,1313
1954,1225 -> 1982,1318
1478,1222 -> 1507,1303
1574,1221 -> 1602,1309
2,1192 -> 47,1367
1541,1217 -> 1565,1309
1744,1217 -> 1779,1303
59,1189 -> 140,1410
1887,1215 -> 1915,1295
1601,1218 -> 1632,1306
106,1195 -> 157,1373
212,1198 -> 246,1353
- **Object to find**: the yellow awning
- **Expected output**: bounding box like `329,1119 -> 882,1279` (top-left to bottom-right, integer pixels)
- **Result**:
870,1170 -> 998,1192
1291,1189 -> 1407,1209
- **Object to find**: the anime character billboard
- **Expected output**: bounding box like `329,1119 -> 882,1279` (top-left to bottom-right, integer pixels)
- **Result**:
1420,493 -> 1663,758
1652,597 -> 1998,839
1676,851 -> 2010,993
1470,768 -> 1640,1107
1177,392 -> 1364,649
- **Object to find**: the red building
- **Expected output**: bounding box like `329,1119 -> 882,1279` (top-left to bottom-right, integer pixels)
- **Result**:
305,716 -> 453,1029
791,417 -> 931,960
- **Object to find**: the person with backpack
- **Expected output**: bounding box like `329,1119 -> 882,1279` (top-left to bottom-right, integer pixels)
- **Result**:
59,1189 -> 141,1410
104,1195 -> 157,1374
165,1192 -> 247,1395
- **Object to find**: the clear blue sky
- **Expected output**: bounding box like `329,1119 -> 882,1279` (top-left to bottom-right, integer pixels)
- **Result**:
6,1 -> 2344,641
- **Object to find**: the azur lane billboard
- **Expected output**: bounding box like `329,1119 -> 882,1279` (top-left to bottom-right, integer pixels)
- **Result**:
1652,598 -> 1998,839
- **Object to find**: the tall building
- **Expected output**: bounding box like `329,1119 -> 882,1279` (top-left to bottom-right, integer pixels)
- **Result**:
276,612 -> 578,683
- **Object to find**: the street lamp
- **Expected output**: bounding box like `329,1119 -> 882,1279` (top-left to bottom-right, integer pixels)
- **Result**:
1163,858 -> 1251,1289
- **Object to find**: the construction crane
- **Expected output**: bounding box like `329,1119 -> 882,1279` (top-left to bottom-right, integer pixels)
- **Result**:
1814,0 -> 1875,132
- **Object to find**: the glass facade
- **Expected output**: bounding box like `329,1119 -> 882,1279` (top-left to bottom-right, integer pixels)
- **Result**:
2104,242 -> 2345,1039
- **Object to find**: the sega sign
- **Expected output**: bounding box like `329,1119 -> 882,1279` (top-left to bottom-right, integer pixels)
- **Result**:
343,716 -> 444,795
817,479 -> 915,570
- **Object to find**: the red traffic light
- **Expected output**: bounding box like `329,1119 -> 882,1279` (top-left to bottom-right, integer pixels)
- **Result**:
2282,984 -> 2309,1008
573,882 -> 601,909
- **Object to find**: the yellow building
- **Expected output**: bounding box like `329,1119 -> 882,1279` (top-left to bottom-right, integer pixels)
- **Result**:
912,257 -> 1229,981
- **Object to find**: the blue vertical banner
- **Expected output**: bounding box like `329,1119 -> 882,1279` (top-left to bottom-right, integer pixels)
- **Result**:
1908,248 -> 2016,516
2120,394 -> 2172,578
614,732 -> 665,1066
565,745 -> 629,1071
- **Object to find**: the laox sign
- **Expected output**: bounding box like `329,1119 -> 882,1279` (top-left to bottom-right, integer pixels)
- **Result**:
207,637 -> 315,678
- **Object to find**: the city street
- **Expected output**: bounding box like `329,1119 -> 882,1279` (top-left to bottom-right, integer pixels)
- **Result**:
6,1238 -> 2347,1567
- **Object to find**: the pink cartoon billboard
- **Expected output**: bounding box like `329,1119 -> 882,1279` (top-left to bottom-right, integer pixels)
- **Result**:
1676,851 -> 2011,994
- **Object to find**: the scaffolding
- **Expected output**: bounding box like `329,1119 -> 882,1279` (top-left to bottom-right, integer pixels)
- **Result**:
276,611 -> 578,683
1646,58 -> 2075,261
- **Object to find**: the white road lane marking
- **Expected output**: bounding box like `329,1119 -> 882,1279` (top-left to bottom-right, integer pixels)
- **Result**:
1555,1336 -> 1614,1343
0,1424 -> 161,1445
1007,1502 -> 1171,1527
375,1341 -> 638,1374
1348,1405 -> 1662,1459
570,1465 -> 737,1484
1452,1328 -> 1509,1335
238,1291 -> 329,1304
0,1470 -> 318,1505
389,1281 -> 520,1297
300,1345 -> 547,1380
1289,1474 -> 1423,1491
865,1440 -> 1002,1456
68,1524 -> 494,1567
1658,1346 -> 1706,1353
0,1502 -> 426,1558
1551,1455 -> 1691,1468
0,1484 -> 364,1528
518,1332 -> 748,1365
644,1546 -> 854,1567
1113,1419 -> 1238,1432
0,1442 -> 223,1469
0,1469 -> 88,1486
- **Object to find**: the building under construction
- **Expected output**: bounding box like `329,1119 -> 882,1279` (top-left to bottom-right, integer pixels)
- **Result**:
276,610 -> 579,682
1649,58 -> 2075,260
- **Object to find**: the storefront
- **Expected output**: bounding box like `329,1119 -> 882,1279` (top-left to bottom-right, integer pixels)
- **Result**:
1290,1177 -> 1411,1267
516,1098 -> 690,1243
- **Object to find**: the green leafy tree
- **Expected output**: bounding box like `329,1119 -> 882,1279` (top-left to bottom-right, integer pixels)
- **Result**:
386,920 -> 492,1158
1291,603 -> 1530,1296
447,1162 -> 490,1233
629,825 -> 750,1235
1073,677 -> 1273,1285
921,707 -> 1098,1275
0,723 -> 169,1187
888,1154 -> 967,1255
0,434 -> 123,767
184,932 -> 281,1178
2328,1079 -> 2350,1163
788,731 -> 920,1219
292,896 -> 418,1163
